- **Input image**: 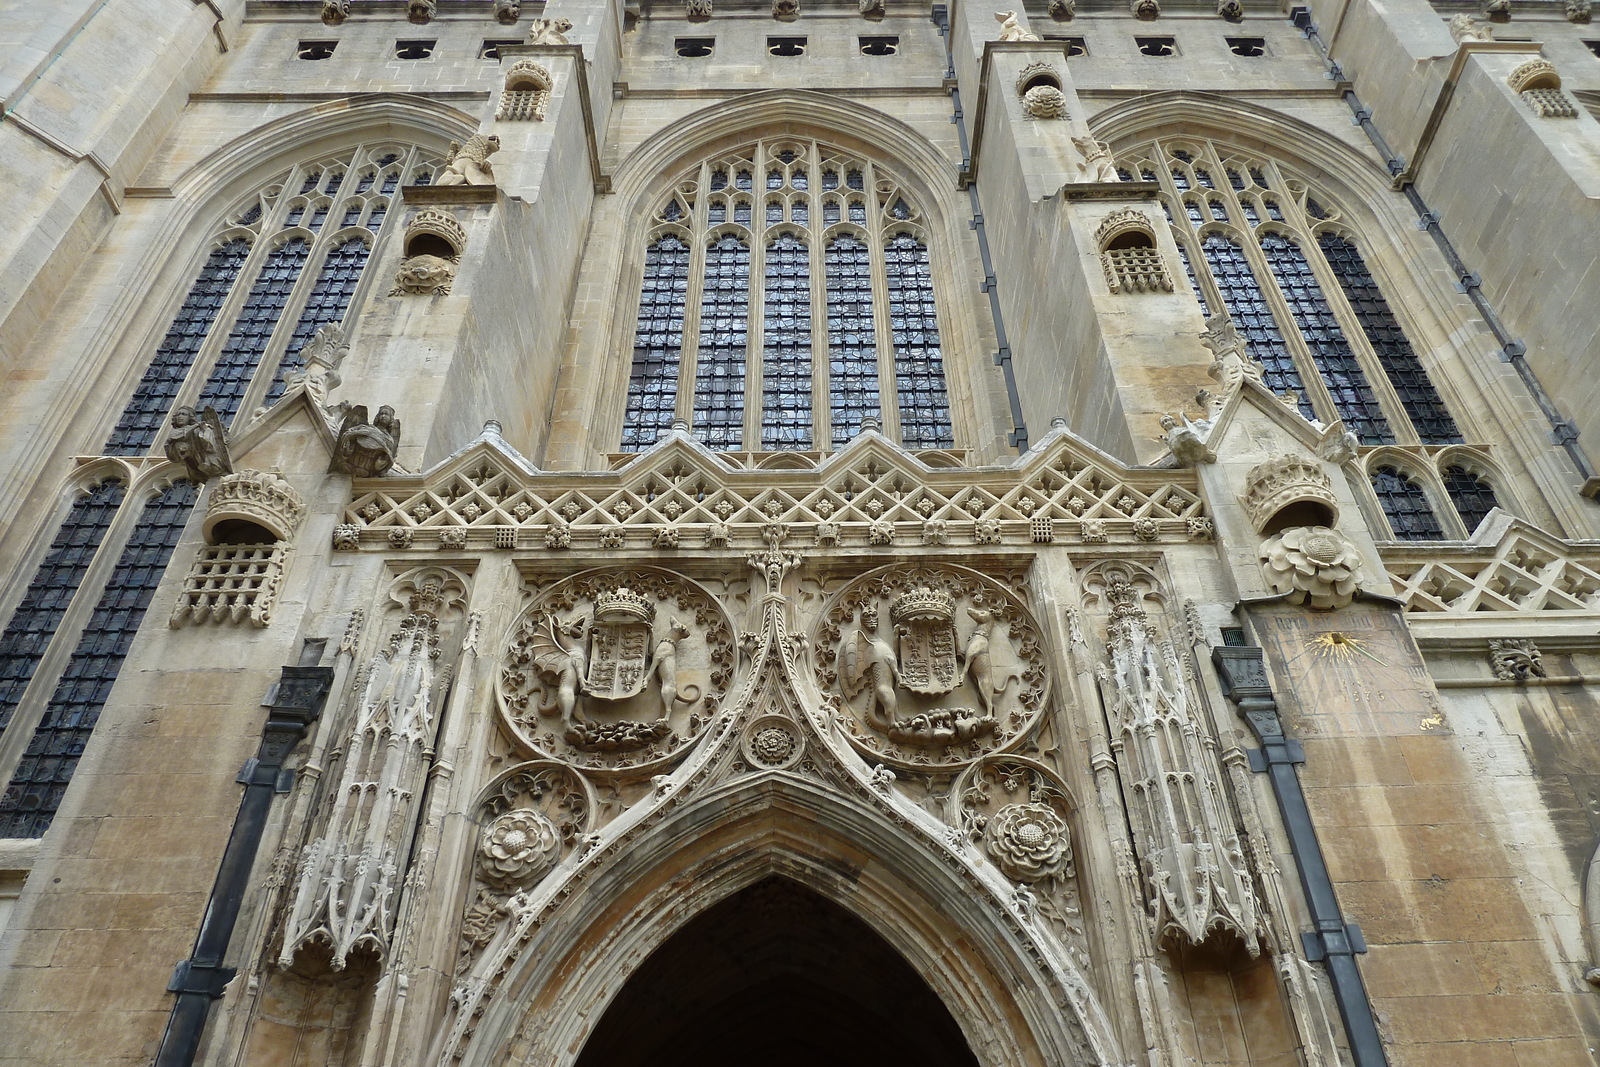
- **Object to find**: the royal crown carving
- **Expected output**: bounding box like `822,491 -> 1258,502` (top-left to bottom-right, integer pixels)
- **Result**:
202,469 -> 304,544
1507,57 -> 1561,93
405,207 -> 466,254
1240,455 -> 1337,533
1094,209 -> 1156,248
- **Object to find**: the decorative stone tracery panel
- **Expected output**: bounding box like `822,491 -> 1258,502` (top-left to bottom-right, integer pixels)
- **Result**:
498,567 -> 736,774
812,564 -> 1048,770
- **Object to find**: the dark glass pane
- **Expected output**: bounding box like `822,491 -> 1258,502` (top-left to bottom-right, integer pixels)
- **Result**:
884,234 -> 954,448
0,481 -> 196,838
767,170 -> 783,190
355,171 -> 376,193
1171,168 -> 1190,191
308,203 -> 329,230
766,200 -> 782,226
692,235 -> 750,450
1195,168 -> 1215,189
341,201 -> 363,227
824,200 -> 840,225
1200,235 -> 1314,419
365,202 -> 387,230
708,200 -> 726,224
822,170 -> 838,190
196,238 -> 312,422
791,201 -> 808,226
735,170 -> 753,191
1372,466 -> 1443,540
380,170 -> 401,194
0,481 -> 125,741
1185,200 -> 1204,225
285,203 -> 306,228
762,234 -> 812,449
848,200 -> 866,225
889,199 -> 912,220
826,235 -> 880,447
1319,234 -> 1461,444
711,168 -> 728,191
1250,166 -> 1268,187
1261,233 -> 1392,444
734,201 -> 752,225
661,200 -> 683,221
299,170 -> 322,194
1264,199 -> 1283,221
1208,199 -> 1228,222
1443,465 -> 1498,534
846,169 -> 864,191
1241,200 -> 1260,226
105,240 -> 250,453
791,168 -> 807,190
622,236 -> 691,450
1227,168 -> 1244,190
266,237 -> 371,402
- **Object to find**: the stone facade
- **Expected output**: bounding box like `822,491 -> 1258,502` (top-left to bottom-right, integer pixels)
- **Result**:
0,0 -> 1599,1065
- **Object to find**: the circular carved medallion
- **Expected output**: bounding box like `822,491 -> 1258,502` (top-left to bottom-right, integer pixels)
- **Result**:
811,564 -> 1049,771
742,715 -> 804,770
499,568 -> 735,774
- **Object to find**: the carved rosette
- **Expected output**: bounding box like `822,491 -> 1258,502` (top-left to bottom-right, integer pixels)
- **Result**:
457,761 -> 593,971
1259,525 -> 1365,610
741,714 -> 804,770
478,809 -> 561,888
813,565 -> 1048,771
498,567 -> 735,774
985,803 -> 1072,882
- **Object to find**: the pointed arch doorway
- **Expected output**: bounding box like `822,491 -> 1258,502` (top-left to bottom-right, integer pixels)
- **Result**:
572,877 -> 980,1067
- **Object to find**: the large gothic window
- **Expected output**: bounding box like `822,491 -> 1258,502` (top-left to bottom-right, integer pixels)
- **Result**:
621,140 -> 955,452
104,143 -> 436,454
1122,138 -> 1502,539
0,143 -> 438,838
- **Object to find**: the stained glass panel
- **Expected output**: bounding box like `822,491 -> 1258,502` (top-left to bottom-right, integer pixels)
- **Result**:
826,235 -> 880,447
761,234 -> 813,449
884,234 -> 953,448
692,235 -> 750,449
622,236 -> 691,450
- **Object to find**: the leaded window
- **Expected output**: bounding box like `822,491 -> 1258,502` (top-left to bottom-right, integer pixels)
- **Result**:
0,480 -> 197,838
0,480 -> 125,741
1126,138 -> 1464,447
621,140 -> 955,452
1442,465 -> 1499,534
1371,465 -> 1443,541
103,143 -> 434,452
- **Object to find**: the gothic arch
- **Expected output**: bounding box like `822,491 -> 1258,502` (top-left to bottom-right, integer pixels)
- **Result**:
451,775 -> 1122,1067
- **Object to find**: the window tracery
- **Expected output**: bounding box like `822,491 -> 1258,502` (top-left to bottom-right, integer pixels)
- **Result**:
1124,139 -> 1464,447
104,144 -> 434,451
621,140 -> 954,452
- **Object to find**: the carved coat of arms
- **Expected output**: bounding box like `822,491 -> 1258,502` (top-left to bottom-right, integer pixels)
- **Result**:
583,588 -> 654,700
892,587 -> 960,695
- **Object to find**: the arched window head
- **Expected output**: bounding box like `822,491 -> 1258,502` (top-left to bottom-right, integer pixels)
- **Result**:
1123,138 -> 1464,447
1441,464 -> 1499,535
105,143 -> 439,454
621,139 -> 955,453
1371,465 -> 1443,541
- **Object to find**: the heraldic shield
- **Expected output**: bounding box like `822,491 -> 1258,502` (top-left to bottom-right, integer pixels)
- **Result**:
584,588 -> 655,701
893,586 -> 960,696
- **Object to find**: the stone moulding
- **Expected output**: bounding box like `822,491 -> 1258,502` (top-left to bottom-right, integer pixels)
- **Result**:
203,468 -> 305,544
335,434 -> 1211,550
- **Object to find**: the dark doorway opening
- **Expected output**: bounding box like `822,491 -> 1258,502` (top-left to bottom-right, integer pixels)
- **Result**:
574,877 -> 980,1067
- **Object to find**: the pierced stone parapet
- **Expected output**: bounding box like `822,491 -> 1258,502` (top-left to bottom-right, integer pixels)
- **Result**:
1384,528 -> 1600,614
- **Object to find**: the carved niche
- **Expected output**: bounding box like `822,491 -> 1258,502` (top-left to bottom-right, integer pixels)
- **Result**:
392,207 -> 466,296
1016,62 -> 1067,119
813,564 -> 1048,770
278,568 -> 468,973
499,568 -> 736,773
1082,560 -> 1262,955
1096,209 -> 1174,294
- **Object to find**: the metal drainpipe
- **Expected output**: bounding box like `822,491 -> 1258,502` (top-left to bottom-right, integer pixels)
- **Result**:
153,657 -> 335,1067
1288,5 -> 1595,486
932,5 -> 1029,454
1213,645 -> 1391,1067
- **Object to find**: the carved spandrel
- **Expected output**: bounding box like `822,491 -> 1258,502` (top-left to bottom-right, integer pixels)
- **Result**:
813,564 -> 1049,771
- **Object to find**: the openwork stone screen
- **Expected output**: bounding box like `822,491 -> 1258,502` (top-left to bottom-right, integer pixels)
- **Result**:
622,140 -> 955,453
